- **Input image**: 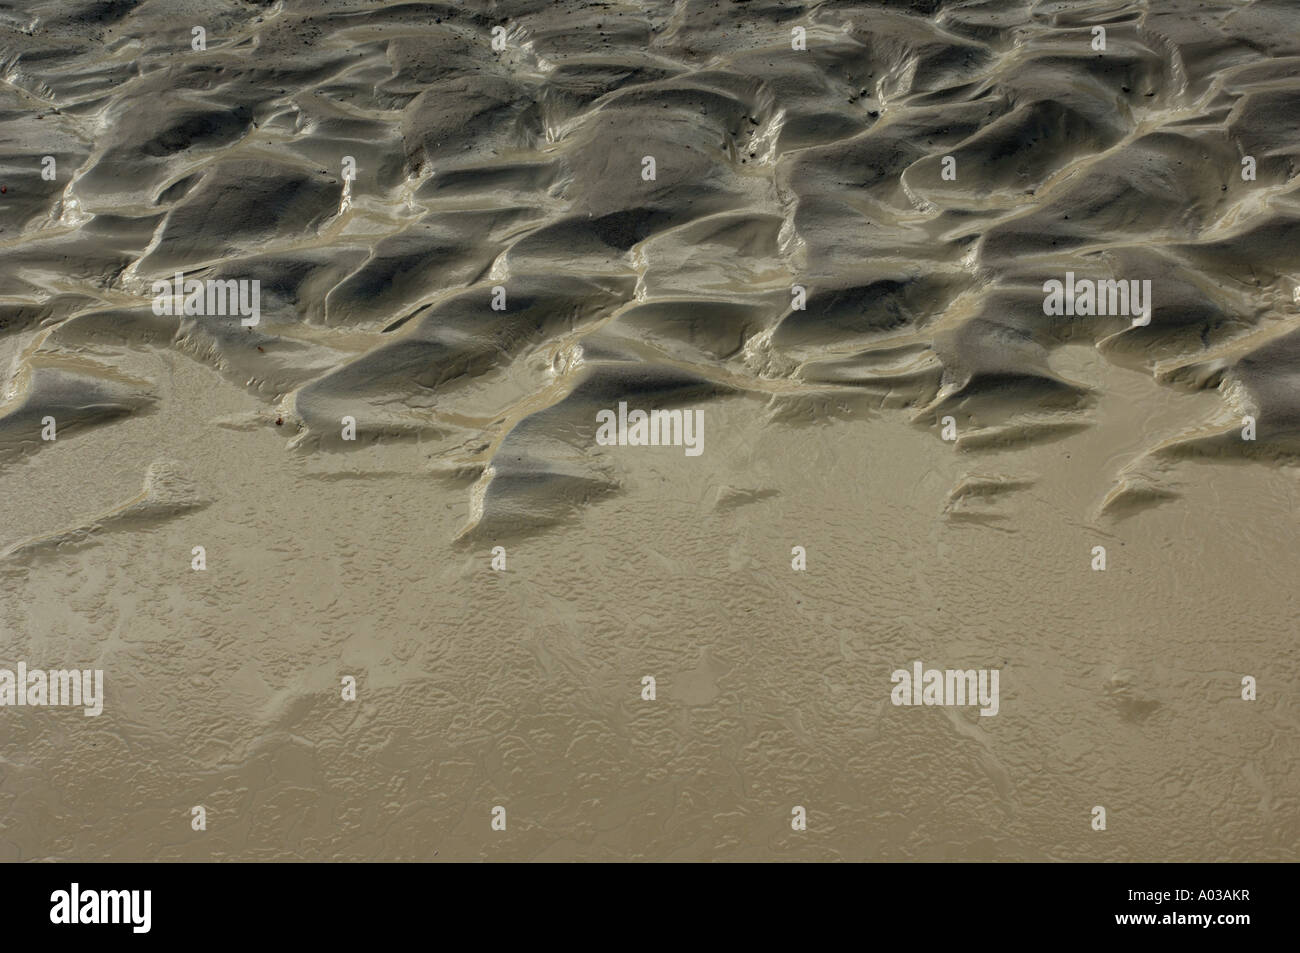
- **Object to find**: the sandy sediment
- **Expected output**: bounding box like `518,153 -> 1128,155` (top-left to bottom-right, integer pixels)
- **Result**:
0,0 -> 1296,861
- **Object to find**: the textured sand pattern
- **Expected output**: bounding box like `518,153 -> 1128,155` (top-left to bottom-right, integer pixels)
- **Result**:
0,0 -> 1297,860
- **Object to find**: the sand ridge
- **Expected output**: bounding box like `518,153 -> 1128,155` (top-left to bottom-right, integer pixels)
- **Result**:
0,0 -> 1295,861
